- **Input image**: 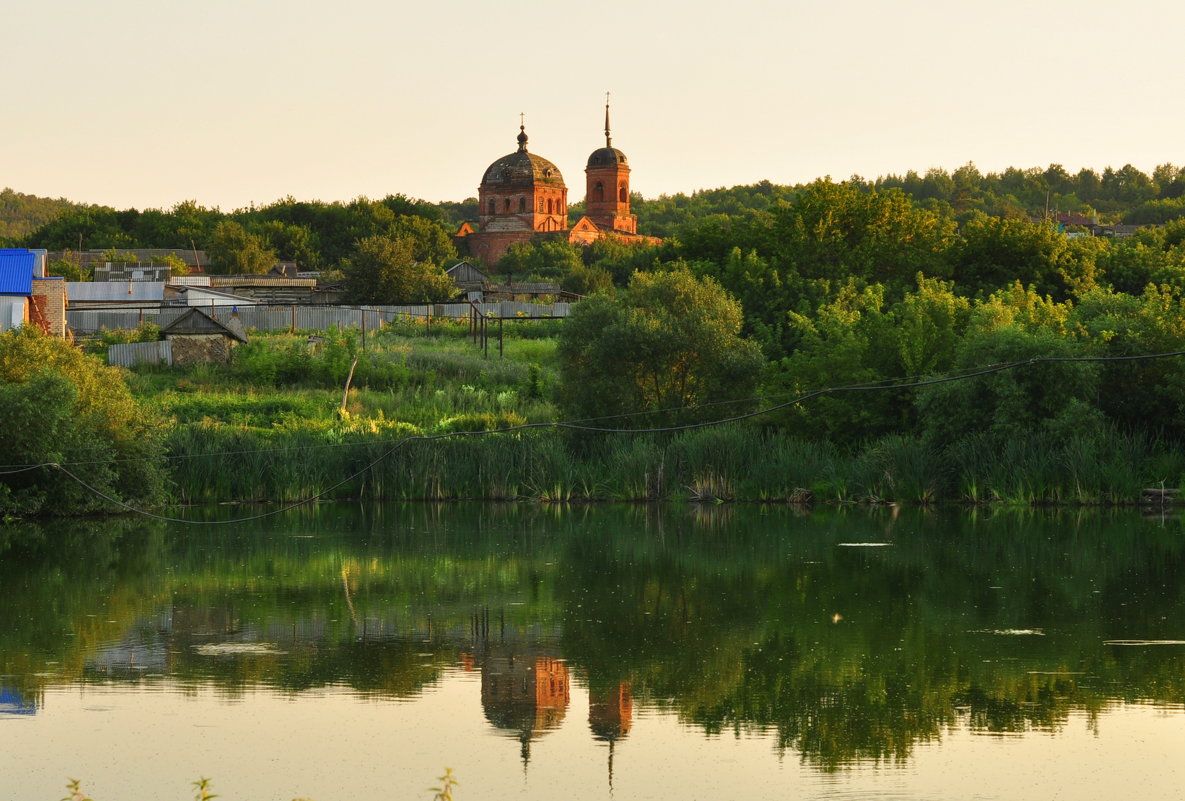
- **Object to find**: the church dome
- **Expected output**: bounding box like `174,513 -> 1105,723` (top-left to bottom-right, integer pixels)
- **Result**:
586,147 -> 628,167
481,126 -> 565,187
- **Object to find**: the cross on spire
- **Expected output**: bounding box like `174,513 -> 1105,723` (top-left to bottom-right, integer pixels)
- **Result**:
516,112 -> 528,152
604,92 -> 612,148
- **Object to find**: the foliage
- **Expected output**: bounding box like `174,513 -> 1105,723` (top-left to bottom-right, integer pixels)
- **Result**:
340,235 -> 455,304
429,767 -> 459,801
99,320 -> 161,346
556,269 -> 764,428
496,238 -> 583,279
0,327 -> 168,516
206,220 -> 277,274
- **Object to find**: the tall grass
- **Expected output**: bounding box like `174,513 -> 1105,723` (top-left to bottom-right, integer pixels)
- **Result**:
120,327 -> 1184,508
163,423 -> 1182,506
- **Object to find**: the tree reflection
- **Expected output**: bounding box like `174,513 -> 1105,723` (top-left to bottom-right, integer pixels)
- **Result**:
3,505 -> 1185,768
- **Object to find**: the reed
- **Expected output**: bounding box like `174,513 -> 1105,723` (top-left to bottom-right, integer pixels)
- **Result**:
161,422 -> 1184,506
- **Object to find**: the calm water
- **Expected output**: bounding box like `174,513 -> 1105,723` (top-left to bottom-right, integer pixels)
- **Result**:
2,504 -> 1185,801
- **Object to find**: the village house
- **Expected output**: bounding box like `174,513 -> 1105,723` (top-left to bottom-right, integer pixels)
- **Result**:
160,307 -> 248,365
0,248 -> 67,337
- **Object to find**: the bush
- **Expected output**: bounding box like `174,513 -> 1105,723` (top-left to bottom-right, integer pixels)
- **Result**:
0,327 -> 168,516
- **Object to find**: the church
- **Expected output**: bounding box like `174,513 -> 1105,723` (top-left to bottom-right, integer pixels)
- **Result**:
455,103 -> 660,266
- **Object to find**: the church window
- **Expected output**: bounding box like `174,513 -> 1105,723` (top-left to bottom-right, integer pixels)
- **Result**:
619,185 -> 628,202
594,182 -> 604,202
539,198 -> 545,213
503,198 -> 510,212
487,200 -> 495,215
519,197 -> 527,213
547,198 -> 554,214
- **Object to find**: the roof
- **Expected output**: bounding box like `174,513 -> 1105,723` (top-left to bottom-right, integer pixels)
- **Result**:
161,307 -> 248,343
481,128 -> 564,187
446,261 -> 490,283
169,285 -> 259,305
482,150 -> 565,187
65,282 -> 165,302
0,250 -> 35,295
587,147 -> 628,167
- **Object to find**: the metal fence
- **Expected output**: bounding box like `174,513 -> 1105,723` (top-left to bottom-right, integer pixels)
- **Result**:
68,302 -> 570,335
107,340 -> 172,368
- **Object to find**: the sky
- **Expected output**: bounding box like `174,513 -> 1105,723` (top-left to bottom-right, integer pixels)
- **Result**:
3,0 -> 1183,211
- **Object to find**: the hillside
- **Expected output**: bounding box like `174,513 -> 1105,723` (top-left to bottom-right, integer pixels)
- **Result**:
0,187 -> 87,243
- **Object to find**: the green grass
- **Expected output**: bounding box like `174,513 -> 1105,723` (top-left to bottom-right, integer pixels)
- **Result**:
114,326 -> 1185,507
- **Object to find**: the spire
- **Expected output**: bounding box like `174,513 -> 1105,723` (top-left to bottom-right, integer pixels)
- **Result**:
517,112 -> 528,152
604,92 -> 612,148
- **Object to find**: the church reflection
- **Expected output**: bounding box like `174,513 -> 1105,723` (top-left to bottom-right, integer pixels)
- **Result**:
458,609 -> 634,770
474,646 -> 570,764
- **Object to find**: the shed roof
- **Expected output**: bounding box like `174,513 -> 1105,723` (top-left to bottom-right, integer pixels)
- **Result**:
0,250 -> 35,295
66,282 -> 165,302
161,307 -> 248,343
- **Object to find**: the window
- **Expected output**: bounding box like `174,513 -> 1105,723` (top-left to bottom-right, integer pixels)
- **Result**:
594,182 -> 604,202
539,198 -> 545,213
503,198 -> 510,212
487,200 -> 495,215
547,198 -> 554,214
619,185 -> 628,202
519,197 -> 527,213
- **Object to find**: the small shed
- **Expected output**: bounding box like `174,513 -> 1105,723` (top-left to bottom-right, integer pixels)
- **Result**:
160,307 -> 248,365
446,260 -> 490,291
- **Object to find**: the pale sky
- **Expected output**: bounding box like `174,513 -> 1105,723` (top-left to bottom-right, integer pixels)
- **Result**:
3,0 -> 1182,212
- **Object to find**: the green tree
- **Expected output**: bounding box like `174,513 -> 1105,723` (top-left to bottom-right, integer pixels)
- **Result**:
340,235 -> 455,304
556,269 -> 763,428
916,326 -> 1099,445
765,282 -> 902,440
497,238 -> 584,279
560,263 -> 614,296
206,220 -> 277,274
953,213 -> 1071,297
0,328 -> 168,516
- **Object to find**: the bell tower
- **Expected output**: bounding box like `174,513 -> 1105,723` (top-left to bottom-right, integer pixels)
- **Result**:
584,95 -> 637,235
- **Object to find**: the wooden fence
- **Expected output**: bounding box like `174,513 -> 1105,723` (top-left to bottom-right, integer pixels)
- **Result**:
67,301 -> 570,335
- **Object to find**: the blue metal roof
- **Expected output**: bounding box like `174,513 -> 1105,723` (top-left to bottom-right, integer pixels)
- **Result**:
0,251 -> 34,295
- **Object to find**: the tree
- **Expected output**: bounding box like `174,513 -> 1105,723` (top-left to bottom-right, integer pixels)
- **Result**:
953,213 -> 1071,297
497,238 -> 583,279
767,180 -> 956,290
0,327 -> 168,516
556,269 -> 763,428
206,220 -> 277,274
340,235 -> 455,304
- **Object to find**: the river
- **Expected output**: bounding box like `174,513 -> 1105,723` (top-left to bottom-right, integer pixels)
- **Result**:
2,504 -> 1184,800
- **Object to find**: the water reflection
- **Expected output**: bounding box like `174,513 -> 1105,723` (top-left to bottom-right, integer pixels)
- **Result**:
2,504 -> 1185,777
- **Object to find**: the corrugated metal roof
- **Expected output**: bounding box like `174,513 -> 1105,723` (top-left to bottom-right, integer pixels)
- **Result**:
65,282 -> 165,302
0,251 -> 35,295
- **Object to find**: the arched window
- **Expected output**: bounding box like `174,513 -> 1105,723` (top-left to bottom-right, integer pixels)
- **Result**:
519,197 -> 527,213
619,185 -> 628,202
547,198 -> 554,214
503,198 -> 510,212
594,182 -> 604,202
487,200 -> 495,215
539,198 -> 545,213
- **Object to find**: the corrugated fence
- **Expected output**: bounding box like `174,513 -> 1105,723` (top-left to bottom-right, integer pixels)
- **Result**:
107,340 -> 172,368
69,302 -> 570,335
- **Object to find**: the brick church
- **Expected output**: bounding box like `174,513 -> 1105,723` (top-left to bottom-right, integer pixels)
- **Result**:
455,103 -> 659,266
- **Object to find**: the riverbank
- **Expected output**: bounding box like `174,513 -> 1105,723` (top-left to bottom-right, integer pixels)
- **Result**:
122,324 -> 1185,508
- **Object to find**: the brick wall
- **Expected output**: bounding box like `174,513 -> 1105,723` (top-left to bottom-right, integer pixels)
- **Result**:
31,278 -> 67,337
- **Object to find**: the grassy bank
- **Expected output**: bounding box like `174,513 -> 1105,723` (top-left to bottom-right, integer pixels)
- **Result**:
117,322 -> 1185,508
